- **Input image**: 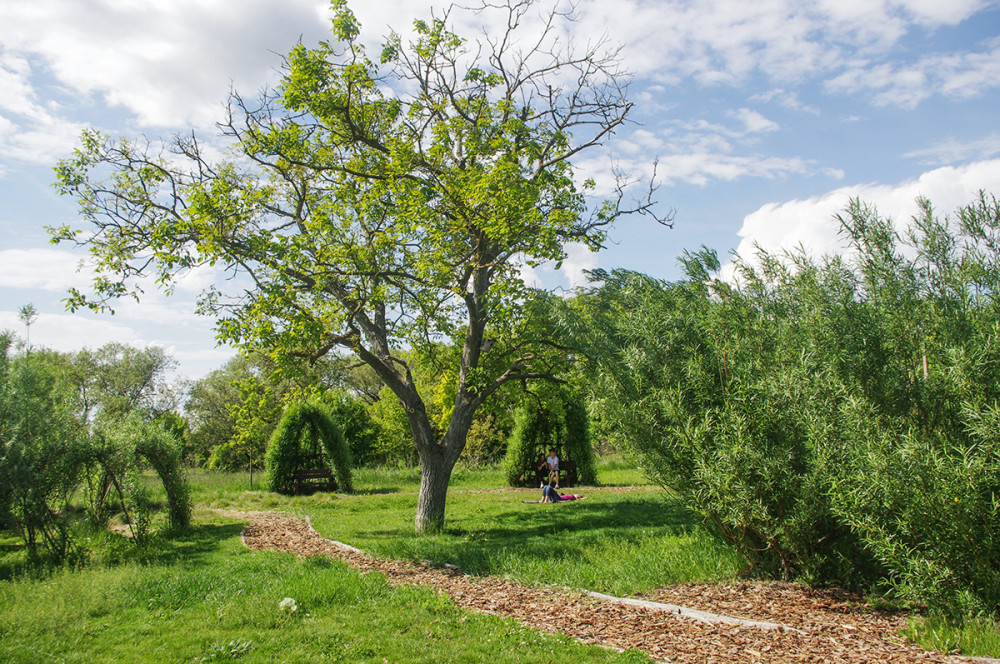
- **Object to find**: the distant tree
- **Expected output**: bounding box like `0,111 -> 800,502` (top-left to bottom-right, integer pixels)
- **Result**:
52,0 -> 667,532
324,390 -> 380,467
71,343 -> 178,422
185,356 -> 253,466
17,304 -> 38,351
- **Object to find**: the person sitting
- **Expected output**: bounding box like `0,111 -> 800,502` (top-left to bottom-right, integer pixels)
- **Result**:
535,454 -> 549,487
545,448 -> 560,488
539,483 -> 583,503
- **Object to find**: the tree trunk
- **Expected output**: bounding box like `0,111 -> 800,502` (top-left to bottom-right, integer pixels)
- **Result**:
412,403 -> 471,534
415,451 -> 456,534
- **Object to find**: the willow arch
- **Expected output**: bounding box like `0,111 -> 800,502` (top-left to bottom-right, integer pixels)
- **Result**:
265,401 -> 353,495
502,390 -> 597,487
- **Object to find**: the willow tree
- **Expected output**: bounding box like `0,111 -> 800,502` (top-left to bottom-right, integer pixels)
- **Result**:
52,0 -> 666,532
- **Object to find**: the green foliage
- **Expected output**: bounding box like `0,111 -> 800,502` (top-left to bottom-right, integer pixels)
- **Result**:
0,336 -> 191,563
94,416 -> 193,539
502,407 -> 552,486
323,390 -> 380,466
906,613 -> 1000,659
366,386 -> 417,467
459,412 -> 507,468
184,356 -> 250,466
814,195 -> 1000,615
265,401 -> 353,494
502,390 -> 597,486
570,264 -> 862,581
0,334 -> 90,563
136,421 -> 192,531
71,343 -> 179,421
572,193 -> 1000,616
562,391 -> 598,485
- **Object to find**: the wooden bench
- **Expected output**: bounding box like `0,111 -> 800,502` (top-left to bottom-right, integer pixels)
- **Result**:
292,468 -> 336,494
558,460 -> 578,488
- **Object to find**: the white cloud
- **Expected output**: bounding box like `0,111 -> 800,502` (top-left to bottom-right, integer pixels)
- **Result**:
2,117 -> 89,164
892,0 -> 994,25
655,153 -> 814,187
559,243 -> 599,290
0,0 -> 331,128
0,307 -> 233,380
0,54 -> 40,117
730,159 -> 1000,266
519,263 -> 544,289
905,133 -> 1000,165
169,346 -> 237,381
750,88 -> 821,114
826,39 -> 1000,108
0,309 -> 143,350
0,248 -> 95,291
573,0 -> 992,90
731,108 -> 780,134
514,242 -> 598,292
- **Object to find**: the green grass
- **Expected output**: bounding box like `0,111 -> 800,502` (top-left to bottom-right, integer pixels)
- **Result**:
905,613 -> 1000,659
182,457 -> 737,596
0,514 -> 650,664
6,457 -> 995,661
301,488 -> 740,596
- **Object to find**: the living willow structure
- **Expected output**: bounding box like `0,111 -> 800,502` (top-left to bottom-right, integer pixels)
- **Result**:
265,402 -> 353,495
502,390 -> 597,487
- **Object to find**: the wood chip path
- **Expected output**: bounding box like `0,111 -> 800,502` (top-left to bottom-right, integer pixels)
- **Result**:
236,510 -> 990,664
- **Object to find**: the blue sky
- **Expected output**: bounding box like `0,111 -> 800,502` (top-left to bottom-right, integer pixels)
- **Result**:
1,0 -> 999,381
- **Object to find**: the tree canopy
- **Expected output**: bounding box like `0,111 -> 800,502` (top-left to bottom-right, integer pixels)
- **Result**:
52,0 -> 665,532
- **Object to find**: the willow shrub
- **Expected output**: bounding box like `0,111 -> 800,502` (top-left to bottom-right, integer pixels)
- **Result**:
0,335 -> 91,563
572,193 -> 1000,614
571,264 -> 871,583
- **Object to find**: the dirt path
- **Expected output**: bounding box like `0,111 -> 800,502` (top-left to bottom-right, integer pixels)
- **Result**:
236,510 -> 984,664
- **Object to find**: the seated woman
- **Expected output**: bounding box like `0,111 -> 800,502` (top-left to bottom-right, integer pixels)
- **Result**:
534,454 -> 549,487
539,484 -> 583,503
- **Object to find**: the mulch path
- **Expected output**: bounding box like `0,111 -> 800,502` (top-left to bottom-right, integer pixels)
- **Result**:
236,510 -> 985,664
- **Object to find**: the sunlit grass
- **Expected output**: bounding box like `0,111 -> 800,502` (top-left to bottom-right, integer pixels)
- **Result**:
0,516 -> 650,664
6,457 -> 995,660
301,487 -> 741,596
906,613 -> 1000,658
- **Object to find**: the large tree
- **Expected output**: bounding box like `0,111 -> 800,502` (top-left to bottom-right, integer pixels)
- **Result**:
52,0 -> 666,532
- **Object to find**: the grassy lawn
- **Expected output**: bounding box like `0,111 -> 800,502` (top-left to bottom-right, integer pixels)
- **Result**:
2,458 -> 998,661
0,458 -> 703,663
0,514 -> 649,663
193,460 -> 742,596
303,488 -> 741,596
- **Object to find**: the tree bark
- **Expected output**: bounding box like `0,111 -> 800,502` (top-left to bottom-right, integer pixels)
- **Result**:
415,449 -> 456,534
412,395 -> 474,534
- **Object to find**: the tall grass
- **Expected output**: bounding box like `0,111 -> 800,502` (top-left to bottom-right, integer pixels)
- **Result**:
0,516 -> 649,664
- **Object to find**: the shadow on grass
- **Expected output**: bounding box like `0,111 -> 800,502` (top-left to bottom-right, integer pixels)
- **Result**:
347,494 -> 703,576
353,487 -> 401,496
99,521 -> 247,569
0,521 -> 246,581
